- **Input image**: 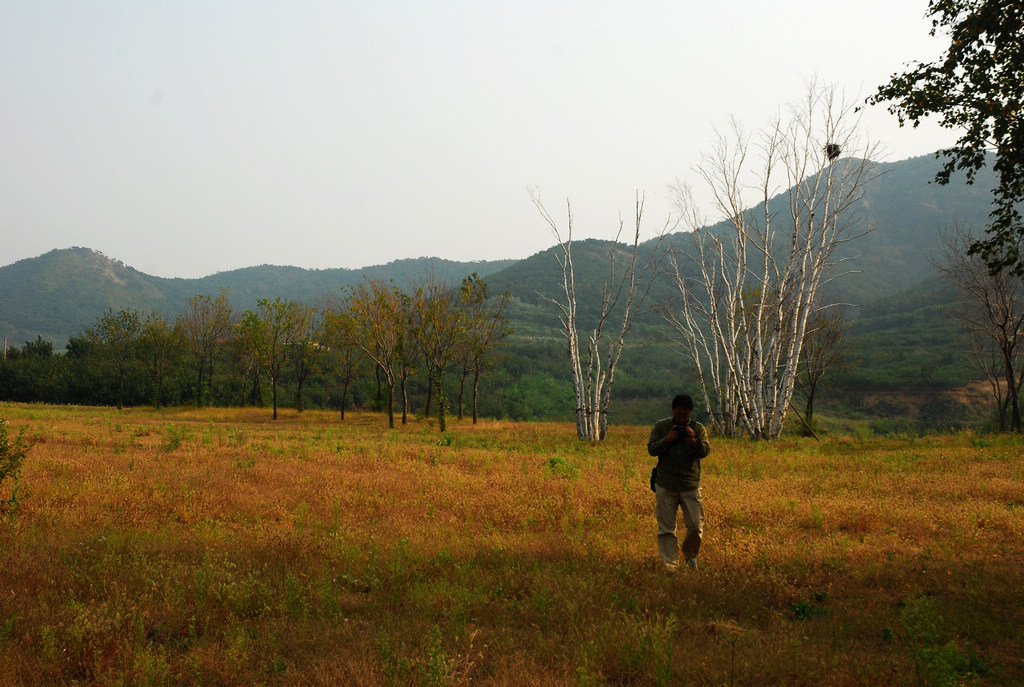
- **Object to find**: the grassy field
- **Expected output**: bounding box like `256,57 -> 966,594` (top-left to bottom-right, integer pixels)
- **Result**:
0,403 -> 1021,686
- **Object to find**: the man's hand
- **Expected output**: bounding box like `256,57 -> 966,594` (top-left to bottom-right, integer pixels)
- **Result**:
669,425 -> 694,444
677,425 -> 697,445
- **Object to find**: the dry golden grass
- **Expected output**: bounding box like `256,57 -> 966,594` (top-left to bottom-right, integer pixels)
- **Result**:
0,403 -> 1021,686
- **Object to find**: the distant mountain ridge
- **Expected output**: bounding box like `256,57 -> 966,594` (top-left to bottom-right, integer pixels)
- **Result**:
0,153 -> 997,351
0,248 -> 515,347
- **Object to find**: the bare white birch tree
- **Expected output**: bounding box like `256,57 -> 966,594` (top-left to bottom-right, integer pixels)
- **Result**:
664,82 -> 881,439
532,190 -> 670,441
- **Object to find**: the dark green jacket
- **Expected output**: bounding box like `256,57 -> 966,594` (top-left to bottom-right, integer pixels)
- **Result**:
647,417 -> 711,491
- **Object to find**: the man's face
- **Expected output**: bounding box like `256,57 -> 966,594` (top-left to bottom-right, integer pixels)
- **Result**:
672,405 -> 692,425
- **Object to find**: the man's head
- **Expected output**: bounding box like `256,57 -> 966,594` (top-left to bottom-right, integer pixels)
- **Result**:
671,394 -> 694,425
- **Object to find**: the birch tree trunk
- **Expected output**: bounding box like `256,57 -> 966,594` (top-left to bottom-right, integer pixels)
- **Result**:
532,191 -> 669,441
665,82 -> 880,439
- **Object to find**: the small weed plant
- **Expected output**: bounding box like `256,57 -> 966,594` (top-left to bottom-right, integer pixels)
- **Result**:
0,417 -> 32,517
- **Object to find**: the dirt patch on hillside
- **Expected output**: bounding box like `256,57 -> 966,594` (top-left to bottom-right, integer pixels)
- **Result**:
861,380 -> 992,414
821,380 -> 996,429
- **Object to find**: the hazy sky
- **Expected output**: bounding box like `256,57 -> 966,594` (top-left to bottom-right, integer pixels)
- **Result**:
2,1 -> 959,278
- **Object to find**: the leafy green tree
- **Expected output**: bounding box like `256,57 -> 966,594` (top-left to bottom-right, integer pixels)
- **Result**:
63,336 -> 109,405
320,300 -> 368,420
289,312 -> 323,414
455,274 -> 512,424
392,296 -> 415,427
342,280 -> 406,429
138,312 -> 184,408
84,308 -> 142,409
178,288 -> 233,407
396,292 -> 418,426
409,277 -> 464,432
0,337 -> 62,403
21,336 -> 53,358
231,324 -> 264,408
868,0 -> 1024,275
237,298 -> 314,420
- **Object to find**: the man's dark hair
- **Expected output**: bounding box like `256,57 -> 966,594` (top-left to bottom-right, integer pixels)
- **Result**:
672,394 -> 694,410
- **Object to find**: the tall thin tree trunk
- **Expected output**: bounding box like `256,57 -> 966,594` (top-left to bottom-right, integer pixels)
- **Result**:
340,381 -> 349,421
386,383 -> 395,429
457,373 -> 467,420
272,377 -> 278,420
472,370 -> 480,424
425,373 -> 434,416
400,374 -> 408,425
436,379 -> 447,432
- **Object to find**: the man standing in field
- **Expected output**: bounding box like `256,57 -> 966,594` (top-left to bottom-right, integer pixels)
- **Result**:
647,394 -> 711,571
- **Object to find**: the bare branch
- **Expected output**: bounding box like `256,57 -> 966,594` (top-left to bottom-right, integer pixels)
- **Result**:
664,81 -> 881,439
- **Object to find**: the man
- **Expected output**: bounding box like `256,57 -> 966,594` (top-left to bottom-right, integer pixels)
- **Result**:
647,394 -> 711,571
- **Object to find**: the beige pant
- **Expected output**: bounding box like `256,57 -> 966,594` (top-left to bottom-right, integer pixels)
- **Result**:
655,485 -> 704,566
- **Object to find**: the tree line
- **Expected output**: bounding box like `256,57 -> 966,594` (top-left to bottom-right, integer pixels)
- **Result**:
0,274 -> 512,430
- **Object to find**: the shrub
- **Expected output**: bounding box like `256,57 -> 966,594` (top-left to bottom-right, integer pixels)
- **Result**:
917,396 -> 983,432
0,418 -> 32,515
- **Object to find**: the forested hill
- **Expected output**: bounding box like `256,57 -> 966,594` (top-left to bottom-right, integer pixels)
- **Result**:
824,153 -> 993,304
0,251 -> 514,347
0,152 -> 997,349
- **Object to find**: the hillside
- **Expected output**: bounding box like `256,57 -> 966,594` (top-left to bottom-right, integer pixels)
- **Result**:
826,153 -> 993,304
0,248 -> 180,347
0,153 -> 1001,410
486,153 -> 994,326
0,249 -> 514,347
